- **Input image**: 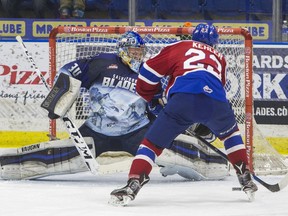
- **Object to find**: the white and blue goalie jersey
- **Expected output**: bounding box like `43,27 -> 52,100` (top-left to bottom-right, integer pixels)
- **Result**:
58,53 -> 150,136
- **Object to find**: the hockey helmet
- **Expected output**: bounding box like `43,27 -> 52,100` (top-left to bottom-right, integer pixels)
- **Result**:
192,24 -> 219,47
116,31 -> 146,73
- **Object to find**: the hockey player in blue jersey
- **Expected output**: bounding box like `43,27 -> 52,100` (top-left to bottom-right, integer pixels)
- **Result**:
0,31 -> 227,181
109,24 -> 258,206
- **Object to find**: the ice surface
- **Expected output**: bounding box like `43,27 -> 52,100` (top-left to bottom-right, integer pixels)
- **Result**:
0,168 -> 287,216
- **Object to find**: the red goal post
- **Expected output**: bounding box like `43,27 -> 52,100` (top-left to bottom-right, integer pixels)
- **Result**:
48,26 -> 286,175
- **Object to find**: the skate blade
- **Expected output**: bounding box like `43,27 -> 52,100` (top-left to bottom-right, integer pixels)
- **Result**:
108,195 -> 132,207
245,191 -> 255,202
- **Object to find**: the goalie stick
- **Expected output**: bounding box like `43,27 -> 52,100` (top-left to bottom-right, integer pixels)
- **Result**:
185,130 -> 288,193
16,35 -> 99,175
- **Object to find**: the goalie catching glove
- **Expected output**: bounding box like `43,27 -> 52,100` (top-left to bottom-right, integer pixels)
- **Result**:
41,73 -> 81,119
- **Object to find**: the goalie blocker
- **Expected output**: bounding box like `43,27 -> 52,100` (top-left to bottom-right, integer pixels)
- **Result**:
41,73 -> 81,119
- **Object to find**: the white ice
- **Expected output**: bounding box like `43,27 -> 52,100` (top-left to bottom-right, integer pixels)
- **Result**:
0,167 -> 287,216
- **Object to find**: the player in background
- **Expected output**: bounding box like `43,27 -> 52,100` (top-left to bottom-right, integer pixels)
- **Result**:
109,24 -> 258,206
0,31 -> 227,181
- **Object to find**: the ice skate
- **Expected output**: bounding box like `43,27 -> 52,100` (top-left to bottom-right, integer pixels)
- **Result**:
234,162 -> 258,201
109,174 -> 149,206
237,170 -> 258,201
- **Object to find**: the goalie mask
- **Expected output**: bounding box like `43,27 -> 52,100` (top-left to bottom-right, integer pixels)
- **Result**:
192,24 -> 219,47
117,31 -> 146,73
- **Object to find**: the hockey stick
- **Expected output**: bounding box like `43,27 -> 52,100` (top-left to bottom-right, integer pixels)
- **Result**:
16,35 -> 99,175
185,130 -> 288,192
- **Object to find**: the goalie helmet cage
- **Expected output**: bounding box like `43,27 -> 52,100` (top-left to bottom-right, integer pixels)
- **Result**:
48,26 -> 287,176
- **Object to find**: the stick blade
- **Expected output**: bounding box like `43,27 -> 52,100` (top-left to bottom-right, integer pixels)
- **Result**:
253,174 -> 280,192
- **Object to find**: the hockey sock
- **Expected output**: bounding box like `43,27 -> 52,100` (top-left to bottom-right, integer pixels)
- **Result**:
129,138 -> 163,179
221,131 -> 248,169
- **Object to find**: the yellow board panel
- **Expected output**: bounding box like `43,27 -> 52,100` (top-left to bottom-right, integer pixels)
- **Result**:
0,131 -> 69,148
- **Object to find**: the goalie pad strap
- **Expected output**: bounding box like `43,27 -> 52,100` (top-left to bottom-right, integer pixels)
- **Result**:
41,73 -> 81,118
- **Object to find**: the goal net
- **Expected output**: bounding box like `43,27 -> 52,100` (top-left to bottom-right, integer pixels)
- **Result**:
49,26 -> 288,176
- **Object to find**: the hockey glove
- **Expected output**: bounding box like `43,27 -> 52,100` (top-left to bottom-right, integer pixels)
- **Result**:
148,91 -> 167,117
148,99 -> 163,117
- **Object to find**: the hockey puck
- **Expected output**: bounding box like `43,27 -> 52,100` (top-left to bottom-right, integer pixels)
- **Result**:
232,187 -> 242,191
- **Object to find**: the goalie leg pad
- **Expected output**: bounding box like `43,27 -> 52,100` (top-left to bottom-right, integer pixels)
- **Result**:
0,137 -> 95,180
157,149 -> 229,181
186,123 -> 217,143
41,73 -> 81,119
156,135 -> 229,181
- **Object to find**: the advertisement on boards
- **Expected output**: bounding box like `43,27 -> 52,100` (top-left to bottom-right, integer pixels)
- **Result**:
253,45 -> 288,125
